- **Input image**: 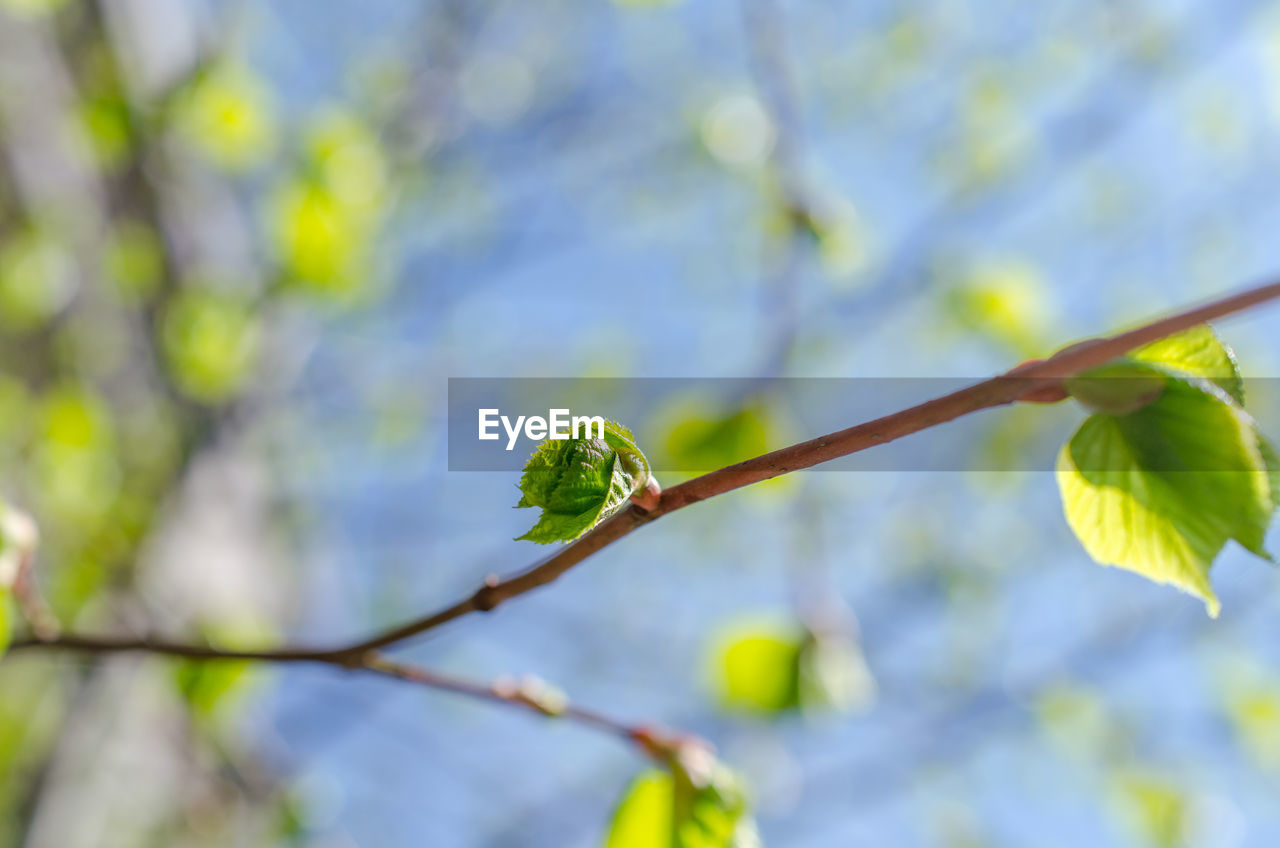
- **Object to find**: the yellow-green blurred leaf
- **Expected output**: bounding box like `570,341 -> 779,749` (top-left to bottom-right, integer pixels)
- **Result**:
161,289 -> 260,403
0,590 -> 10,661
0,231 -> 77,332
605,770 -> 672,847
104,221 -> 164,299
1111,773 -> 1189,848
173,65 -> 275,171
711,622 -> 802,715
270,181 -> 368,296
270,109 -> 388,300
79,97 -> 132,169
604,754 -> 760,848
944,259 -> 1050,356
0,0 -> 67,17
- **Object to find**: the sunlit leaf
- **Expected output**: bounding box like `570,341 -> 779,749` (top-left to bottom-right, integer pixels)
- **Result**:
604,750 -> 761,848
712,617 -> 875,717
713,625 -> 802,715
1057,376 -> 1274,616
605,770 -> 671,847
1131,324 -> 1244,404
515,420 -> 650,544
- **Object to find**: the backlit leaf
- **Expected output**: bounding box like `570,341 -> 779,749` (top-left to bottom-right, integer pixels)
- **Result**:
604,751 -> 761,848
1057,376 -> 1273,616
1131,324 -> 1243,404
713,625 -> 802,715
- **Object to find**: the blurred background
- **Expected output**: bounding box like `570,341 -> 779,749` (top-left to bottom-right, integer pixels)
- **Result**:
2,0 -> 1280,845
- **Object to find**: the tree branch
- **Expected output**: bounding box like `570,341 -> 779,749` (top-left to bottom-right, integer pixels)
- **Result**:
11,279 -> 1280,668
337,278 -> 1280,653
5,633 -> 674,756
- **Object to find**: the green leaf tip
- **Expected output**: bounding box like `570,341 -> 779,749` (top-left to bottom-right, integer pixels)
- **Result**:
603,745 -> 761,848
515,419 -> 651,544
1056,326 -> 1275,616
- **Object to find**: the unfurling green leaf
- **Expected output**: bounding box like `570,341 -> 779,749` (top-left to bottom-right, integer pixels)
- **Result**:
604,747 -> 761,848
1056,326 -> 1275,616
515,420 -> 650,544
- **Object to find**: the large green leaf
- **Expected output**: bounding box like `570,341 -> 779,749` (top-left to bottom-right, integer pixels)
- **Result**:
1057,376 -> 1273,616
515,420 -> 650,544
604,756 -> 761,848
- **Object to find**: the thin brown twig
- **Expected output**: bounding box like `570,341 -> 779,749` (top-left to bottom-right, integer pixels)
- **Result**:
10,279 -> 1280,665
4,633 -> 672,754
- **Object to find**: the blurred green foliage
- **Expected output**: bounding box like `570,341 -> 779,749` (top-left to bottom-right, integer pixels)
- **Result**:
1111,773 -> 1191,848
271,110 -> 388,299
173,64 -> 276,171
709,615 -> 875,718
605,752 -> 760,848
162,288 -> 262,403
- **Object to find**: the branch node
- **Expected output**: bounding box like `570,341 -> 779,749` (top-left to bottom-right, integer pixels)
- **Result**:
472,576 -> 502,612
628,476 -> 662,512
